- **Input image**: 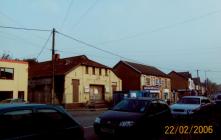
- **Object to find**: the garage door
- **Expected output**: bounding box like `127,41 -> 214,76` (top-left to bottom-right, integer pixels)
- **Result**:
90,85 -> 104,101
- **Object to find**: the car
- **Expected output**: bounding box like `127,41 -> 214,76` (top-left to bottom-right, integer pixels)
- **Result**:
210,93 -> 221,104
0,98 -> 28,104
93,97 -> 172,139
170,96 -> 211,116
0,104 -> 84,140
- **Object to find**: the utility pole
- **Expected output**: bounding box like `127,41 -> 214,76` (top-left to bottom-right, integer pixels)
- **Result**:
197,69 -> 199,78
51,28 -> 55,104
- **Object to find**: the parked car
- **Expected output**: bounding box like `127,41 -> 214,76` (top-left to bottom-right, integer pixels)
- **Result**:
170,96 -> 211,116
94,97 -> 172,139
0,98 -> 28,104
210,92 -> 221,104
0,104 -> 84,140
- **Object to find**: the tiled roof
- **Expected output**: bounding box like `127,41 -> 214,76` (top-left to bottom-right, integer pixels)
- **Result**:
193,77 -> 201,85
177,72 -> 192,79
122,61 -> 169,78
29,55 -> 110,78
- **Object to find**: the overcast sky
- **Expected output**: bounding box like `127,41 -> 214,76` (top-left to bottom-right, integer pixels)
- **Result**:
0,0 -> 221,84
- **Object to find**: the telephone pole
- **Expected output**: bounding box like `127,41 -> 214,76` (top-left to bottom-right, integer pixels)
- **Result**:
51,28 -> 55,104
197,69 -> 199,78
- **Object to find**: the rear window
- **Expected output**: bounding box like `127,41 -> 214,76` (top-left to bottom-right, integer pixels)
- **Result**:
177,98 -> 200,104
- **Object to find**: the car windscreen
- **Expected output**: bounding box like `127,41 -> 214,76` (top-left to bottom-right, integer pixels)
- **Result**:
112,99 -> 150,113
177,98 -> 200,104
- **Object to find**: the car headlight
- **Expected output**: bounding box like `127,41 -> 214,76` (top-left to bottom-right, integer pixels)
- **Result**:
119,121 -> 135,127
95,117 -> 101,124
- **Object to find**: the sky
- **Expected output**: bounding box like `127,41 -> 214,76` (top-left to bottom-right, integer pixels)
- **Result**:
0,0 -> 221,84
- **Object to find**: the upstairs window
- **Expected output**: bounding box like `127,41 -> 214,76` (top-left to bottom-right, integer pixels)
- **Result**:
105,69 -> 108,76
0,67 -> 14,80
85,66 -> 89,74
99,68 -> 102,76
92,67 -> 95,75
145,78 -> 150,85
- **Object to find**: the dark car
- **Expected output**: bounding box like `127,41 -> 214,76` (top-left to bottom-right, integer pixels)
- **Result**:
0,104 -> 84,140
94,97 -> 172,139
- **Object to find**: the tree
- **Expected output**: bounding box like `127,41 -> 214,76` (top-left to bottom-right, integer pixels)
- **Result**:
206,79 -> 219,94
0,53 -> 12,59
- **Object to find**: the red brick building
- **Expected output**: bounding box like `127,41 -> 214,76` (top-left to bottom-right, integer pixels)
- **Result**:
113,61 -> 171,101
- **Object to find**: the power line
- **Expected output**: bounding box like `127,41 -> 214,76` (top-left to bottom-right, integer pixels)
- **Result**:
36,32 -> 52,59
57,31 -> 221,74
72,0 -> 100,30
0,25 -> 51,32
97,10 -> 221,45
57,31 -> 135,61
60,0 -> 74,30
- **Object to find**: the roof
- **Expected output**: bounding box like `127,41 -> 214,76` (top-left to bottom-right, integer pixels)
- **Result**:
29,55 -> 110,78
193,77 -> 201,85
0,104 -> 46,110
0,59 -> 28,64
182,96 -> 208,99
168,71 -> 190,80
177,72 -> 192,79
119,61 -> 169,78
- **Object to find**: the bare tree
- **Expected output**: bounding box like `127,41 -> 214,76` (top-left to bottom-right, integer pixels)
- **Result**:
0,53 -> 12,59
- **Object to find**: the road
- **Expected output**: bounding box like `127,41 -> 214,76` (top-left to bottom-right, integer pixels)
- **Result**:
69,109 -> 106,140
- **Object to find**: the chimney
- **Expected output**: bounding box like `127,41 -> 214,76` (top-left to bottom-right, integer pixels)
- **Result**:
53,53 -> 60,61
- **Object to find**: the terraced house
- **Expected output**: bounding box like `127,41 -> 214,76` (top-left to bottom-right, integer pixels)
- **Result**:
113,61 -> 171,101
29,55 -> 121,108
0,59 -> 28,101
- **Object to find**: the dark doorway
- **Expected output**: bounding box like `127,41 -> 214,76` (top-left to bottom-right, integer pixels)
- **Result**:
72,79 -> 79,102
18,91 -> 24,99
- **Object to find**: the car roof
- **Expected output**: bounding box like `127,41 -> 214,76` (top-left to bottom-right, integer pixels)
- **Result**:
182,96 -> 208,99
126,97 -> 167,104
0,104 -> 50,110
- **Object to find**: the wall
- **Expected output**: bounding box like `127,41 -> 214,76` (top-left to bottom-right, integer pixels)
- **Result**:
140,74 -> 172,100
113,62 -> 140,90
0,60 -> 28,100
64,65 -> 121,104
169,72 -> 189,91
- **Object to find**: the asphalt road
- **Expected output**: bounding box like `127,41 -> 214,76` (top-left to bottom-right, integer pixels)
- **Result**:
69,109 -> 106,140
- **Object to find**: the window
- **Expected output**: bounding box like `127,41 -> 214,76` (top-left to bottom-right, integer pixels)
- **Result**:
155,79 -> 160,85
92,67 -> 95,75
145,78 -> 150,85
0,109 -> 34,139
0,67 -> 14,80
36,108 -> 77,129
99,68 -> 102,75
85,66 -> 89,74
105,69 -> 108,76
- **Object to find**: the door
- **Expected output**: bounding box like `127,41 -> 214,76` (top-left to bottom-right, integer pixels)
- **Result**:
18,91 -> 24,99
72,79 -> 79,102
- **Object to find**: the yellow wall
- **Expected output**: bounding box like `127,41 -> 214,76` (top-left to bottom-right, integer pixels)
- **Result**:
64,66 -> 121,103
0,60 -> 28,100
140,74 -> 171,100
